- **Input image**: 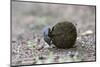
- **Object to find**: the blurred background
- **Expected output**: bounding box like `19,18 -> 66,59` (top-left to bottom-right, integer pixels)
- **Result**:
11,1 -> 96,66
12,1 -> 95,40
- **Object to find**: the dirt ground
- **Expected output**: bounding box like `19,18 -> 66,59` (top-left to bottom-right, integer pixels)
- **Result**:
11,1 -> 96,66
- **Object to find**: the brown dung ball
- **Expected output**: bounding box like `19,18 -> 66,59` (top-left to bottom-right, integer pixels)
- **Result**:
51,21 -> 77,49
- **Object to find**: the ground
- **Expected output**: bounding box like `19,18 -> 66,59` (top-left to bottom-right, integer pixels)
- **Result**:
11,1 -> 96,66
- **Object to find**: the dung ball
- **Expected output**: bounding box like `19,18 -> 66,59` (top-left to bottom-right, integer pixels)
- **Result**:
51,21 -> 77,49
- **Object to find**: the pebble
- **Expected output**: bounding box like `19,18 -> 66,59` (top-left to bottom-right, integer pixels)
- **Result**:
80,30 -> 93,36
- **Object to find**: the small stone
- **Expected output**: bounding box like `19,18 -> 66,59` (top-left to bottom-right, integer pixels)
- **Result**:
39,56 -> 46,60
70,53 -> 74,58
36,44 -> 44,51
12,41 -> 17,43
80,30 -> 93,36
54,56 -> 60,62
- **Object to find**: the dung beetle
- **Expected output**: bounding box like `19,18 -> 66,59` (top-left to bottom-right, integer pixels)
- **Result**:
43,26 -> 52,46
43,21 -> 77,49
